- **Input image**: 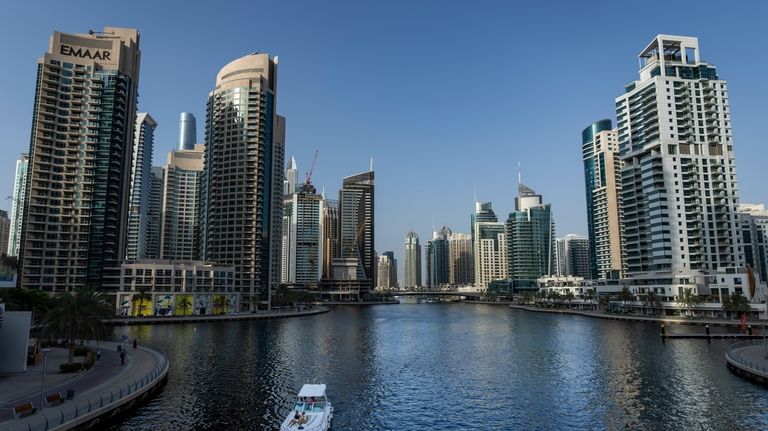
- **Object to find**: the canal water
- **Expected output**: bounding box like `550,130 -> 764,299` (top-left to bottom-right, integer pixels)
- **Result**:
112,303 -> 768,430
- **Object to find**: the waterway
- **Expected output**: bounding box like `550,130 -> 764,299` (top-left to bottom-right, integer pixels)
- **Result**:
112,303 -> 768,430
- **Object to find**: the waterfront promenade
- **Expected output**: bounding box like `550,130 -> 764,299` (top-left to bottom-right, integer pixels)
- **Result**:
726,340 -> 768,385
107,305 -> 328,325
507,303 -> 768,328
0,341 -> 167,431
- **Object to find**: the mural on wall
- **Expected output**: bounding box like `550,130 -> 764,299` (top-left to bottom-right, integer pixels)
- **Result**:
132,294 -> 153,317
227,294 -> 239,314
212,294 -> 228,315
194,294 -> 211,315
156,294 -> 173,316
175,294 -> 193,316
118,294 -> 133,316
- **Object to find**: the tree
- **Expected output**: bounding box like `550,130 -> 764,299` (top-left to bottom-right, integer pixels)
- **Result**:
41,287 -> 111,363
0,288 -> 52,322
213,295 -> 227,314
676,287 -> 703,318
563,291 -> 575,308
176,295 -> 192,316
643,291 -> 662,315
618,287 -> 634,313
722,292 -> 751,319
134,290 -> 152,316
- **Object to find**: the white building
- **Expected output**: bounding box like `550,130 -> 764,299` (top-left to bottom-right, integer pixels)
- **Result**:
160,144 -> 204,260
126,113 -> 157,260
555,234 -> 591,279
7,154 -> 28,257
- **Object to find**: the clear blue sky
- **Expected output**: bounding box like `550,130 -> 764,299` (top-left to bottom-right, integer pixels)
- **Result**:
1,1 -> 767,277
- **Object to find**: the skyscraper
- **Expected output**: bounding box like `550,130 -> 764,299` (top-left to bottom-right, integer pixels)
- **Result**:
506,183 -> 555,285
200,52 -> 285,308
282,183 -> 324,286
284,156 -> 298,195
321,199 -> 340,280
160,144 -> 204,260
737,204 -> 768,284
178,112 -> 196,151
403,231 -> 422,288
19,27 -> 141,291
472,202 -> 506,288
336,170 -> 375,294
617,35 -> 742,275
426,226 -> 451,288
145,167 -> 164,259
555,234 -> 591,278
377,251 -> 397,290
448,232 -> 473,286
582,120 -> 624,279
0,210 -> 9,257
7,154 -> 29,257
126,113 -> 157,260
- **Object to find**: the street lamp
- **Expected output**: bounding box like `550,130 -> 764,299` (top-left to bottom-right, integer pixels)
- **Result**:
39,348 -> 51,410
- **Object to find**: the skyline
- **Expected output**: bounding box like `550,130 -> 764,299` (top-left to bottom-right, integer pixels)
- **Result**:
2,1 -> 768,271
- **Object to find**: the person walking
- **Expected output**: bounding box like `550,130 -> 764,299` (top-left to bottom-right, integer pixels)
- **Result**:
120,350 -> 126,366
133,339 -> 138,350
96,349 -> 102,361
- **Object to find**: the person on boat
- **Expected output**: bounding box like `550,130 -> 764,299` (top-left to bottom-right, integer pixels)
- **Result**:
288,411 -> 301,426
299,412 -> 308,424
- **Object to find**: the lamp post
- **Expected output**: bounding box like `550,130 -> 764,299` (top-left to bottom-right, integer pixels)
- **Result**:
39,348 -> 51,409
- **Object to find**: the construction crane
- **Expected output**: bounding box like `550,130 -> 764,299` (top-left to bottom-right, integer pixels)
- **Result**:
305,150 -> 319,186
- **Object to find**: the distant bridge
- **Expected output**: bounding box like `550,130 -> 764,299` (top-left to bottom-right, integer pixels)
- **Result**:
392,291 -> 486,298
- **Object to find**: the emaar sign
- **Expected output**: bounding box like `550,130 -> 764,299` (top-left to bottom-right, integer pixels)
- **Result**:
60,44 -> 112,60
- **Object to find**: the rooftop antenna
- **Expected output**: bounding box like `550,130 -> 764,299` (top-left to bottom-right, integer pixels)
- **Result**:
370,157 -> 374,172
518,161 -> 522,185
473,188 -> 477,203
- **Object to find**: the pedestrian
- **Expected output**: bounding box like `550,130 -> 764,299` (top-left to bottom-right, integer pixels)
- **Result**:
120,350 -> 126,366
96,349 -> 102,361
133,339 -> 138,350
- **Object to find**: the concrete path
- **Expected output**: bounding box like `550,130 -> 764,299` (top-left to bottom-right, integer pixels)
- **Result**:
508,304 -> 768,328
0,341 -> 160,426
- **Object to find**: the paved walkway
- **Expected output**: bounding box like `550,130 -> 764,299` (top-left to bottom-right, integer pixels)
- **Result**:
508,304 -> 768,328
0,341 -> 160,427
726,341 -> 768,383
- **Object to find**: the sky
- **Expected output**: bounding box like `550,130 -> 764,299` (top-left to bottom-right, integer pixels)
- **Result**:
1,0 -> 767,278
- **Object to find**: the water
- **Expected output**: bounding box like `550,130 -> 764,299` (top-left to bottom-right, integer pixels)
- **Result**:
112,304 -> 768,430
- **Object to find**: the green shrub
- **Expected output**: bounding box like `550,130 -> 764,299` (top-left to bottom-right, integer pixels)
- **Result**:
83,352 -> 96,370
59,362 -> 83,373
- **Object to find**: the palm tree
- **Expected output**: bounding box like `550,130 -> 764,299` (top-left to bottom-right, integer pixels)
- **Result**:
0,288 -> 52,323
176,295 -> 192,316
676,287 -> 703,318
41,287 -> 111,363
133,290 -> 152,317
643,291 -> 662,316
563,291 -> 575,308
722,292 -> 751,320
618,287 -> 633,313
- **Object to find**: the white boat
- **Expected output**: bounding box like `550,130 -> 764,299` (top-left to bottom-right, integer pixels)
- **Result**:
280,384 -> 333,431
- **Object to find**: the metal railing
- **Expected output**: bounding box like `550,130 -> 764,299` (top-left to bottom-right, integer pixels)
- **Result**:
3,341 -> 169,431
725,339 -> 768,376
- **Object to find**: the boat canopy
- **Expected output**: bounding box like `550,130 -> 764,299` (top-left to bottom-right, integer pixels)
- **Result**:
298,384 -> 327,398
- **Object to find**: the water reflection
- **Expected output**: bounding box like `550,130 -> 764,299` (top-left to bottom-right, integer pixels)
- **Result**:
113,304 -> 768,430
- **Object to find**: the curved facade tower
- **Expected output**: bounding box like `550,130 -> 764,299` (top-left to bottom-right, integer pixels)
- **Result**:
178,112 -> 196,151
403,231 -> 422,288
200,52 -> 285,308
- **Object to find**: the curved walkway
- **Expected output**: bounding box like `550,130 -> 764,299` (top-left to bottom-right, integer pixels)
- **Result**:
0,341 -> 167,431
507,304 -> 767,327
107,306 -> 328,325
726,340 -> 768,385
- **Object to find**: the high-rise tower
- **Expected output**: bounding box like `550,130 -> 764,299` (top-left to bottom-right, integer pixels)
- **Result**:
160,144 -> 204,260
403,231 -> 422,288
506,183 -> 555,285
200,52 -> 285,308
472,201 -> 506,288
19,27 -> 141,291
126,113 -> 157,260
178,112 -> 196,151
617,35 -> 741,274
337,170 -> 375,293
426,226 -> 451,288
7,154 -> 29,257
582,120 -> 624,279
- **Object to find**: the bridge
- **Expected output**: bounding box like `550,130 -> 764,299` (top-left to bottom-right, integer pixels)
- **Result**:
391,290 -> 486,298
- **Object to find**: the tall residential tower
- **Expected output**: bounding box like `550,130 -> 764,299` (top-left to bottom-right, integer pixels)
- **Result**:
19,27 -> 141,291
403,231 -> 422,288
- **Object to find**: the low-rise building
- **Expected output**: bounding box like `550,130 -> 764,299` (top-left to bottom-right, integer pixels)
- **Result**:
115,260 -> 238,316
